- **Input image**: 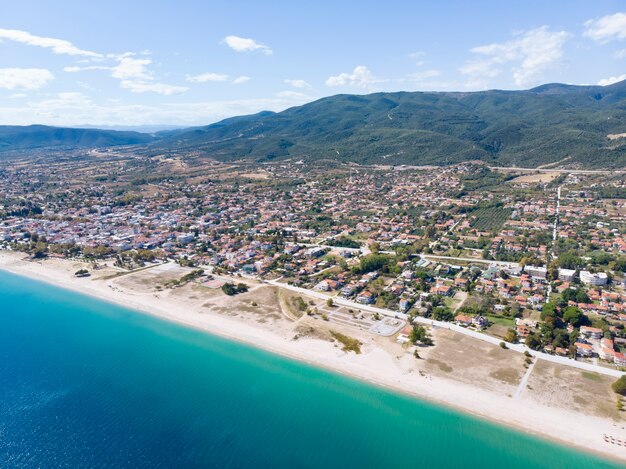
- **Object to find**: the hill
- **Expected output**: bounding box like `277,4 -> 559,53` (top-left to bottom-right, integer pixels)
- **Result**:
0,125 -> 154,153
154,80 -> 626,168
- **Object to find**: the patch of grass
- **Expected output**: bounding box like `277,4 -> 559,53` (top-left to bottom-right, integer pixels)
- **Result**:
330,330 -> 362,354
582,371 -> 602,382
427,358 -> 453,373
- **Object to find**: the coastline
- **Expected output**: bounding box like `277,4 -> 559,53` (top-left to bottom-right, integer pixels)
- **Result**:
1,251 -> 625,464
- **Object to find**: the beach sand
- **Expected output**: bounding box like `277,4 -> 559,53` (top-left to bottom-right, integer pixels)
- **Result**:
1,251 -> 625,463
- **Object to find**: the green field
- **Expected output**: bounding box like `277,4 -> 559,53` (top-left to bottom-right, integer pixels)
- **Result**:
470,207 -> 513,231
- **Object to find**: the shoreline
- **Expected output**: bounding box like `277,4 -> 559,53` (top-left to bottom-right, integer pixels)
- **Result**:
1,252 -> 625,464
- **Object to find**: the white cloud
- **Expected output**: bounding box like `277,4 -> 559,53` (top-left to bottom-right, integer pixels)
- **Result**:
0,28 -> 101,57
0,92 -> 314,127
325,65 -> 384,89
460,26 -> 569,88
222,35 -> 272,55
232,75 -> 251,84
63,65 -> 109,73
8,93 -> 28,99
0,68 -> 54,90
63,54 -> 187,95
598,74 -> 626,86
186,72 -> 229,83
584,12 -> 626,43
120,80 -> 188,95
110,56 -> 153,80
284,79 -> 311,89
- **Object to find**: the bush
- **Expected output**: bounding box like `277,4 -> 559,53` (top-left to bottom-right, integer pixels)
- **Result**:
499,341 -> 507,349
612,376 -> 626,396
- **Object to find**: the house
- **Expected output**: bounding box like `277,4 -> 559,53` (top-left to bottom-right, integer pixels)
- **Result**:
398,298 -> 412,312
396,325 -> 413,344
516,324 -> 531,339
340,284 -> 357,297
614,352 -> 626,367
576,342 -> 594,357
454,277 -> 468,288
455,314 -> 473,327
472,315 -> 488,329
356,291 -> 374,304
579,326 -> 603,340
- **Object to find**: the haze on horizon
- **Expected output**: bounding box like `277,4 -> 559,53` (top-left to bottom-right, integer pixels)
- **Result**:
1,0 -> 626,128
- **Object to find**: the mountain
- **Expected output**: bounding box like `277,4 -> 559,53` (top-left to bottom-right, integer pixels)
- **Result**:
154,80 -> 626,168
0,125 -> 154,152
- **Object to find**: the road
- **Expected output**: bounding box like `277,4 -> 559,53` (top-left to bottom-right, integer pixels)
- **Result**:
422,254 -> 519,268
488,166 -> 626,175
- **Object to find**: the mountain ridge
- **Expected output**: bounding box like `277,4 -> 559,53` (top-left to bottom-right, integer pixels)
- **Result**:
3,80 -> 626,168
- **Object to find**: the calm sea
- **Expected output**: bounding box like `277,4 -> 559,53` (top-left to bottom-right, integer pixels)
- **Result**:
0,270 -> 620,468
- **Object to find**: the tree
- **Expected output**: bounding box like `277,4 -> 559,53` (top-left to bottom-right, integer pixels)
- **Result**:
540,303 -> 558,321
563,306 -> 588,328
504,328 -> 518,344
558,251 -> 584,270
432,306 -> 454,322
326,298 -> 334,307
221,283 -> 237,296
525,333 -> 542,351
612,376 -> 626,396
410,325 -> 433,346
236,283 -> 249,293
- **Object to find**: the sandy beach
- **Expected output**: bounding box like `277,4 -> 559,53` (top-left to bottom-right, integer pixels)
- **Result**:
1,251 -> 625,463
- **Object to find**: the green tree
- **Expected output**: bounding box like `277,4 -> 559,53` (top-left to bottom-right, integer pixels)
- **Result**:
563,306 -> 588,327
504,328 -> 518,343
612,376 -> 626,396
525,333 -> 542,351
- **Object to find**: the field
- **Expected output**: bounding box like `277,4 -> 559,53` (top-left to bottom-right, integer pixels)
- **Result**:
470,207 -> 513,231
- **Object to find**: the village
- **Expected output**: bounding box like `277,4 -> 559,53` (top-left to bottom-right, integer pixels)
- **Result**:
1,152 -> 626,371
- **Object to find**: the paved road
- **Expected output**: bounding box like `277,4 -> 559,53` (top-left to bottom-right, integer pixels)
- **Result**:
488,166 -> 626,175
422,254 -> 519,268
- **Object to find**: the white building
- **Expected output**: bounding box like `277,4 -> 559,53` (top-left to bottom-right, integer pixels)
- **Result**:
558,268 -> 576,282
525,265 -> 547,280
579,270 -> 608,286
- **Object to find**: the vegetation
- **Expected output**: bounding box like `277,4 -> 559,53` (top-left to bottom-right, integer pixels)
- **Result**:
222,282 -> 249,296
151,82 -> 626,169
410,325 -> 433,346
330,331 -> 362,354
612,376 -> 626,396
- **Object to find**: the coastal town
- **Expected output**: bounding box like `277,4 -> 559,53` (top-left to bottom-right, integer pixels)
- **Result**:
2,150 -> 626,367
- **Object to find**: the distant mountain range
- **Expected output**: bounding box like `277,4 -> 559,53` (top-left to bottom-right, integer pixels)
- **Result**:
3,80 -> 626,168
0,125 -> 154,152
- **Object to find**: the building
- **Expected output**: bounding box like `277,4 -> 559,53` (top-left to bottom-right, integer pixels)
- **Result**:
558,268 -> 576,282
455,314 -> 473,327
579,326 -> 603,340
576,342 -> 593,357
525,265 -> 547,280
580,271 -> 608,286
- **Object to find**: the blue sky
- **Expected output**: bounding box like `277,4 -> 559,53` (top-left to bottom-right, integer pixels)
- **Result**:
1,0 -> 626,127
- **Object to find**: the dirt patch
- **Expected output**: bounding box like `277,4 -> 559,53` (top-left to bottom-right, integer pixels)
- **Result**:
525,360 -> 621,420
509,173 -> 558,184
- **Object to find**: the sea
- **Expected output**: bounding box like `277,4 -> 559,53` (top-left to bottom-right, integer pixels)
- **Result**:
0,270 -> 620,468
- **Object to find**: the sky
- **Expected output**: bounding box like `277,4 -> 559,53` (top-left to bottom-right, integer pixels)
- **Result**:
1,0 -> 626,128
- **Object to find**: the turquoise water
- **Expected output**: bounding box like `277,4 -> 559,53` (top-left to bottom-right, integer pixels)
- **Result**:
0,270 -> 620,468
